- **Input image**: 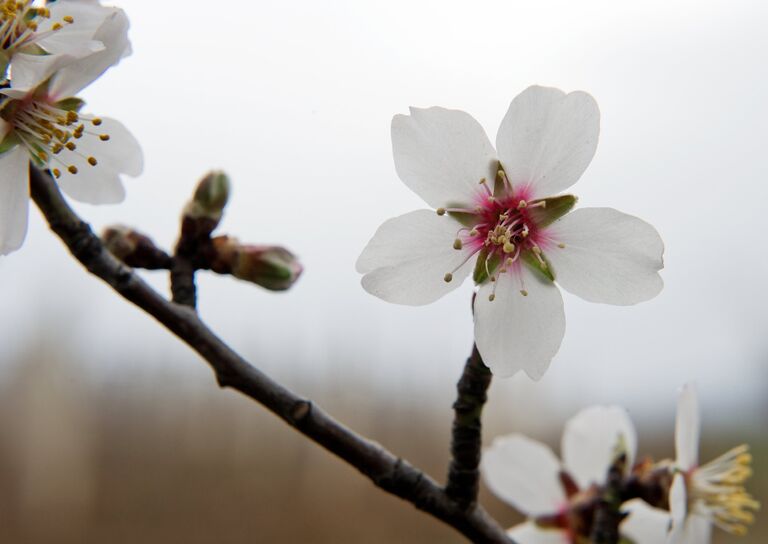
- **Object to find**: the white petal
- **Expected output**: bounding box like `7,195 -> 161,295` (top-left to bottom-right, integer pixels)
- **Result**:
674,514 -> 712,544
357,210 -> 474,305
0,146 -> 31,255
561,406 -> 637,489
496,86 -> 599,198
391,107 -> 497,209
545,207 -> 664,305
49,9 -> 131,99
71,117 -> 143,177
8,53 -> 73,92
675,383 -> 700,471
43,1 -> 115,54
473,265 -> 565,379
481,434 -> 565,516
621,500 -> 671,544
507,522 -> 568,544
669,473 -> 688,533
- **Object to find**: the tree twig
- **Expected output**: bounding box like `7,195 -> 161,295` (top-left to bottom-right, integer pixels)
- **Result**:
29,166 -> 513,544
446,344 -> 493,508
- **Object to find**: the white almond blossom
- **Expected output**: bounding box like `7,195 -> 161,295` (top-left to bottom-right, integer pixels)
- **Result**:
1,0 -> 124,89
0,5 -> 141,255
667,384 -> 759,543
482,406 -> 666,543
357,86 -> 664,378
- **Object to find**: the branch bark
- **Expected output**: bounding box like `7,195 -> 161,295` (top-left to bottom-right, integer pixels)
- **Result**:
446,345 -> 492,508
29,166 -> 513,544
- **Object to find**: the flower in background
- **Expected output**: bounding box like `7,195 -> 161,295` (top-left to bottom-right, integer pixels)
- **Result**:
482,406 -> 666,543
0,0 -> 125,89
0,6 -> 141,255
357,86 -> 664,378
667,384 -> 759,543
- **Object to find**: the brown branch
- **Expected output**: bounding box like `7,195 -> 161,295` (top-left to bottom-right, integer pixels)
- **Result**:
29,166 -> 513,544
446,344 -> 492,508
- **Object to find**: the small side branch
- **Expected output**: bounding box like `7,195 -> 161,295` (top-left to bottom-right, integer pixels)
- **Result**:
29,166 -> 513,544
446,344 -> 493,508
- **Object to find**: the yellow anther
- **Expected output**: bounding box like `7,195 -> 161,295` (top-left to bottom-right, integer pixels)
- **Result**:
517,200 -> 527,209
436,207 -> 446,216
505,257 -> 514,267
63,15 -> 74,23
478,177 -> 487,185
453,239 -> 463,250
27,20 -> 36,30
532,246 -> 542,255
51,22 -> 62,30
92,118 -> 102,126
66,110 -> 78,123
52,143 -> 63,154
87,156 -> 98,166
503,241 -> 515,254
443,272 -> 453,283
65,141 -> 76,151
52,168 -> 61,178
488,293 -> 495,302
67,165 -> 78,174
37,150 -> 48,161
558,243 -> 566,249
99,134 -> 110,141
520,289 -> 528,296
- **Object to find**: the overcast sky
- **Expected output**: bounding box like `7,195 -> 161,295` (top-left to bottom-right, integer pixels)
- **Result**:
1,0 -> 766,433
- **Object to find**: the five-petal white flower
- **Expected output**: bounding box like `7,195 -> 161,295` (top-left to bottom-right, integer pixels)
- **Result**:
0,6 -> 141,255
481,406 -> 666,543
667,384 -> 758,543
357,86 -> 664,378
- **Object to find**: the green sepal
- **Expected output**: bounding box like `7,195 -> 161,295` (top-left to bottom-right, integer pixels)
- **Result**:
527,194 -> 577,227
447,210 -> 478,227
472,247 -> 501,284
0,132 -> 21,155
55,97 -> 86,112
21,43 -> 47,56
521,248 -> 555,282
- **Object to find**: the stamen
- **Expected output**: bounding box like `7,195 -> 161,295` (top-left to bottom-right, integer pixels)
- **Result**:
558,243 -> 566,249
443,272 -> 453,283
453,239 -> 463,250
436,208 -> 446,216
517,200 -> 527,209
67,165 -> 78,174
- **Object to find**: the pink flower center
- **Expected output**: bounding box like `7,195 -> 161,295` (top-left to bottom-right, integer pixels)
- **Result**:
439,173 -> 561,300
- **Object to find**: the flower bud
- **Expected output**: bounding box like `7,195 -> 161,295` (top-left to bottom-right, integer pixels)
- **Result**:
102,225 -> 172,269
211,236 -> 302,291
182,171 -> 231,236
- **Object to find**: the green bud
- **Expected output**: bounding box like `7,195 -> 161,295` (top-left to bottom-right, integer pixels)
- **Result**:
190,170 -> 231,218
211,236 -> 302,291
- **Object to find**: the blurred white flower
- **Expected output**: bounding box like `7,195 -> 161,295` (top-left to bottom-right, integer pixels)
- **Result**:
667,384 -> 759,543
481,406 -> 665,543
0,0 -> 125,89
0,6 -> 141,255
357,86 -> 664,378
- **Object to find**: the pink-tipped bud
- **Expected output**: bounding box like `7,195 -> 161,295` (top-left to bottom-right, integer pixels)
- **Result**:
102,225 -> 172,269
211,236 -> 302,291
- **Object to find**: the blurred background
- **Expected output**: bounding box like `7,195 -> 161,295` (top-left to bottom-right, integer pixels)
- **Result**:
1,0 -> 766,542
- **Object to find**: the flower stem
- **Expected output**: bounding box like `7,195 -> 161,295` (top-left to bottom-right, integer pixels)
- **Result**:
445,344 -> 493,508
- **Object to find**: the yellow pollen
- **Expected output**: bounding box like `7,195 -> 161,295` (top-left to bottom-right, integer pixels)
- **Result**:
503,241 -> 515,254
99,134 -> 110,141
87,156 -> 98,166
558,243 -> 566,249
52,143 -> 63,154
520,289 -> 528,296
488,293 -> 495,302
52,168 -> 61,178
436,208 -> 446,216
65,141 -> 76,151
66,111 -> 78,123
443,272 -> 453,283
63,15 -> 74,23
453,239 -> 463,250
92,118 -> 102,126
67,165 -> 78,174
517,200 -> 527,209
37,150 -> 48,161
